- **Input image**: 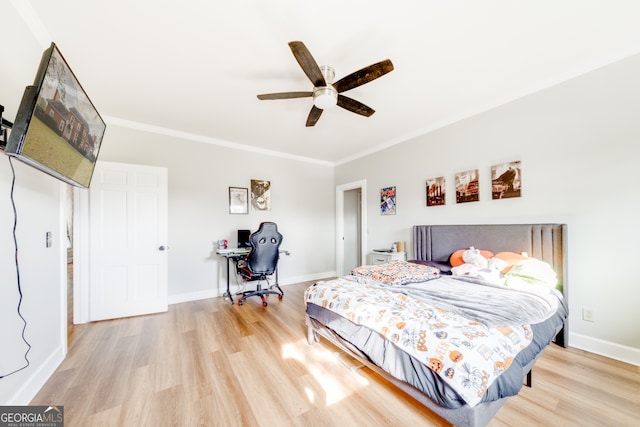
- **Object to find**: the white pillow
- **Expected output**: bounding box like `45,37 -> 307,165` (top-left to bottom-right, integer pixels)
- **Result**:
504,259 -> 557,289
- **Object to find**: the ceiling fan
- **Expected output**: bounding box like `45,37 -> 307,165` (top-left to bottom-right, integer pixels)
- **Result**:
257,41 -> 394,127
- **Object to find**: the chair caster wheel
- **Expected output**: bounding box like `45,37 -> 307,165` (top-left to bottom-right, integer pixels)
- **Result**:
278,294 -> 283,300
262,300 -> 268,307
238,299 -> 243,306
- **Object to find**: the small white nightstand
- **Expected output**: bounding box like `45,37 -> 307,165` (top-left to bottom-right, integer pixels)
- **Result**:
368,251 -> 407,265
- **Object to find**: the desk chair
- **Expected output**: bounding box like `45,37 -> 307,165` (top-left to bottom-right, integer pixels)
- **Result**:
236,222 -> 284,307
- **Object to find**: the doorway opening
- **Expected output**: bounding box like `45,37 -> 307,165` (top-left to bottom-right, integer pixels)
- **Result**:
65,185 -> 83,346
336,180 -> 367,277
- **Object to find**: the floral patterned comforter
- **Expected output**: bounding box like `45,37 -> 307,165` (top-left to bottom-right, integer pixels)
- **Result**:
304,275 -> 560,407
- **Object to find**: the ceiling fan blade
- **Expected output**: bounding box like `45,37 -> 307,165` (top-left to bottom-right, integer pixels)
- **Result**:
306,105 -> 323,127
257,91 -> 312,100
333,59 -> 394,93
288,41 -> 326,87
337,95 -> 375,117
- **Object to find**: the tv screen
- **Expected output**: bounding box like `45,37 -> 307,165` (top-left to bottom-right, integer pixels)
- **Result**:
5,42 -> 106,188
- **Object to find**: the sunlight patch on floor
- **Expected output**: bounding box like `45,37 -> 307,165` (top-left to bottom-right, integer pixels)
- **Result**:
304,386 -> 315,404
282,338 -> 369,405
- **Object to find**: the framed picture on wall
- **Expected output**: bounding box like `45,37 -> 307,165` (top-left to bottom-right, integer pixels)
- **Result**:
250,179 -> 271,211
426,176 -> 446,206
380,186 -> 396,215
455,169 -> 479,203
229,187 -> 248,214
492,160 -> 521,199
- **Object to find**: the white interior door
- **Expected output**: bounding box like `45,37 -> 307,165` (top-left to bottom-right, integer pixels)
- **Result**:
87,161 -> 168,321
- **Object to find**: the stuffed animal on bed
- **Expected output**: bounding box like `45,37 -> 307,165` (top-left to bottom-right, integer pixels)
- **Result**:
461,247 -> 489,269
451,247 -> 507,283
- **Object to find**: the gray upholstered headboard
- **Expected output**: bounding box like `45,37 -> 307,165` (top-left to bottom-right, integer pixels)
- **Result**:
413,223 -> 568,346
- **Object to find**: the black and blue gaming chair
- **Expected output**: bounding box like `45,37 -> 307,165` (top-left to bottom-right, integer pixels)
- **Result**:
236,222 -> 284,307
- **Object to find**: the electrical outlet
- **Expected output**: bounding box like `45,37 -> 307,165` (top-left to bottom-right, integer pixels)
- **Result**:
582,307 -> 595,322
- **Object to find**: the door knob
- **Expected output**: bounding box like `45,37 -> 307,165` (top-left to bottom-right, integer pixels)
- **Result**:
159,245 -> 167,251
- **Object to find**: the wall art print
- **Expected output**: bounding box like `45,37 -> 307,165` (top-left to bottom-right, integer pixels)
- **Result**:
250,179 -> 271,211
455,169 -> 479,203
491,160 -> 521,199
228,187 -> 248,214
426,176 -> 446,206
380,186 -> 396,215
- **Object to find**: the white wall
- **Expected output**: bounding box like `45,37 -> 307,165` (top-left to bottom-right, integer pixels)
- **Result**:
97,124 -> 336,302
0,160 -> 67,404
0,7 -> 68,404
335,53 -> 640,365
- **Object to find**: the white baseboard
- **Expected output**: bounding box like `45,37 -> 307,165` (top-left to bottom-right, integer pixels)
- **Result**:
168,289 -> 218,305
167,271 -> 336,306
279,271 -> 336,286
6,345 -> 65,405
569,332 -> 640,366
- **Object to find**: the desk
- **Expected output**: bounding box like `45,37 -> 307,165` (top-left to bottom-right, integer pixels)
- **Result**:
217,248 -> 289,304
217,248 -> 250,304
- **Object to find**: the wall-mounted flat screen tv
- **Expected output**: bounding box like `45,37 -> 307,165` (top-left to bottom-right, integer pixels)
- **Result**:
5,42 -> 106,188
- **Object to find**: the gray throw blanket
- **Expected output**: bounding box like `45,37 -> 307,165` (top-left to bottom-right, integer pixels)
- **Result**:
399,275 -> 560,328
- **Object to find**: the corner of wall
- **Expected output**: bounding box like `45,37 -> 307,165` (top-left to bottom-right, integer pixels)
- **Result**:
5,345 -> 65,405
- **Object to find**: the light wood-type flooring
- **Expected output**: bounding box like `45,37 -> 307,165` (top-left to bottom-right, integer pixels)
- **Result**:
32,281 -> 640,426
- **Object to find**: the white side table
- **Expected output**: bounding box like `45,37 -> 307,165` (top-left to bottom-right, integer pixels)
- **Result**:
368,251 -> 406,265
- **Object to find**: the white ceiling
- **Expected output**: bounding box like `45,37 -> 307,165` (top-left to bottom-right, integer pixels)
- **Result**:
9,0 -> 640,165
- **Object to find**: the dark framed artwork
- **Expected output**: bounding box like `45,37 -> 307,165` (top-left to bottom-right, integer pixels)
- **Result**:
455,169 -> 479,203
380,186 -> 396,215
250,179 -> 271,211
229,187 -> 248,214
426,177 -> 446,206
492,160 -> 521,199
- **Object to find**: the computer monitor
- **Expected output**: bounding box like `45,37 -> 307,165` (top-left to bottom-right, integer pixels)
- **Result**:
237,229 -> 251,248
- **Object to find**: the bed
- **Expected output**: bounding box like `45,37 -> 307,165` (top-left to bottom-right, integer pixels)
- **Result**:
304,224 -> 568,427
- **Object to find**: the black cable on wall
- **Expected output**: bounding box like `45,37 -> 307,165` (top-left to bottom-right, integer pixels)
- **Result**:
0,156 -> 32,379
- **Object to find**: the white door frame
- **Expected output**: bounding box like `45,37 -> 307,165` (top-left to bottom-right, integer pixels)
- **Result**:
336,180 -> 367,277
58,182 -> 70,353
73,185 -> 91,324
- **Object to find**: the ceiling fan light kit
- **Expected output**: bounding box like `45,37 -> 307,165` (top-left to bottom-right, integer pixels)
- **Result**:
313,86 -> 338,109
257,41 -> 393,126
